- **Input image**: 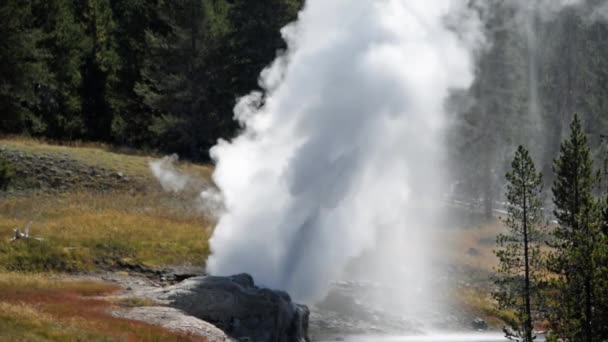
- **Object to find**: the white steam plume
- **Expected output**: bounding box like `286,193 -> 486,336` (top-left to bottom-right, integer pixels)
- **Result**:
150,155 -> 223,218
150,154 -> 190,193
207,0 -> 482,303
589,2 -> 608,22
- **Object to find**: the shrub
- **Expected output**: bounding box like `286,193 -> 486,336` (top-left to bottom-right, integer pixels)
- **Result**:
0,156 -> 15,191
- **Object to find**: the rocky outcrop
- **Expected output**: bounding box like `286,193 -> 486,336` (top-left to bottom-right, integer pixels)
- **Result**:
159,273 -> 310,342
113,306 -> 229,341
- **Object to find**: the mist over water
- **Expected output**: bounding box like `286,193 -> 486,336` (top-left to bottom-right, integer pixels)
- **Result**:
319,333 -> 510,342
206,0 -> 482,304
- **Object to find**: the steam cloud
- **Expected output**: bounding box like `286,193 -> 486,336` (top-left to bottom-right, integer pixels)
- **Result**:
207,0 -> 482,302
150,154 -> 190,193
589,1 -> 608,22
150,155 -> 223,218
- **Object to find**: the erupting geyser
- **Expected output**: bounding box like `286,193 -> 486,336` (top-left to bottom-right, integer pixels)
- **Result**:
207,0 -> 482,303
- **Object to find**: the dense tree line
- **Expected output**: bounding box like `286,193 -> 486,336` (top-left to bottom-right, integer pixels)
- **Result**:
450,0 -> 608,216
0,0 -> 302,160
495,115 -> 608,341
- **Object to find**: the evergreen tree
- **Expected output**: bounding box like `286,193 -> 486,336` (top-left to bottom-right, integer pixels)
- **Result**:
548,114 -> 604,341
0,0 -> 304,159
110,0 -> 166,146
593,150 -> 608,338
136,0 -> 211,158
31,0 -> 87,139
76,0 -> 120,142
221,0 -> 302,97
136,0 -> 237,159
0,0 -> 50,134
494,146 -> 545,342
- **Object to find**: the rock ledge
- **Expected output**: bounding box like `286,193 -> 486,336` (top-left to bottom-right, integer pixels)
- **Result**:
159,274 -> 310,342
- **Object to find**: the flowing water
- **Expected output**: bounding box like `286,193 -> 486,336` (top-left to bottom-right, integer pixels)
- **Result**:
318,333 -> 543,342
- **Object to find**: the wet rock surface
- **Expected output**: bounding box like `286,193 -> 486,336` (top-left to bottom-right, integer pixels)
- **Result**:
158,274 -> 310,342
308,278 -> 496,340
309,281 -> 419,339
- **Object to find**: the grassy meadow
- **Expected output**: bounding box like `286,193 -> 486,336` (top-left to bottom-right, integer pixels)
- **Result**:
1,137 -> 214,273
0,137 -> 215,340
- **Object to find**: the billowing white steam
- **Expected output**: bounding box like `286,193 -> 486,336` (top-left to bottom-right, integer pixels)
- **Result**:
207,0 -> 481,302
150,154 -> 190,193
150,155 -> 224,218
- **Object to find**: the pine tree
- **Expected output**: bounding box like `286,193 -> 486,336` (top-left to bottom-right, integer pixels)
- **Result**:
32,0 -> 87,139
548,114 -> 604,341
76,0 -> 120,142
593,149 -> 608,339
494,146 -> 545,342
135,0 -> 233,159
108,0 -> 164,146
0,0 -> 50,134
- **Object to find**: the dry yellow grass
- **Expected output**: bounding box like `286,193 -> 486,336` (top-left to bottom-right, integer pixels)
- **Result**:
114,297 -> 161,308
435,219 -> 507,272
0,272 -> 117,294
452,286 -> 518,328
0,137 -> 216,271
0,191 -> 213,271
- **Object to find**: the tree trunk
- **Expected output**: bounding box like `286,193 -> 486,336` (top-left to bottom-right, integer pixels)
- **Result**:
585,266 -> 593,342
523,181 -> 533,342
584,209 -> 593,342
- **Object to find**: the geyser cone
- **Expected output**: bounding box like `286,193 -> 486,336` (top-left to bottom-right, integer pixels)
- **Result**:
207,0 -> 482,304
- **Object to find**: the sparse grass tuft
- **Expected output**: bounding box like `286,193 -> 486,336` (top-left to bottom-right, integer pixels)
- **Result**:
453,287 -> 518,329
0,156 -> 15,191
0,272 -> 120,296
435,219 -> 506,272
114,297 -> 160,308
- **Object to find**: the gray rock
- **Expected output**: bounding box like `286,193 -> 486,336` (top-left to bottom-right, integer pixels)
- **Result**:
113,306 -> 229,342
467,248 -> 480,256
472,317 -> 488,331
160,274 -> 309,342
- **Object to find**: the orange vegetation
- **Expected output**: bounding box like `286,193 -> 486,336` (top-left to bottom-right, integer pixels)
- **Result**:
0,273 -> 205,341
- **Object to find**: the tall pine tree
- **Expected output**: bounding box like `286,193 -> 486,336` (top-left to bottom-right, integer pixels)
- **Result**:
494,146 -> 545,342
548,114 -> 604,341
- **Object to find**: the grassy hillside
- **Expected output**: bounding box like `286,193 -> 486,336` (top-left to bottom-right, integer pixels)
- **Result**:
0,138 -> 216,340
0,137 -> 214,273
